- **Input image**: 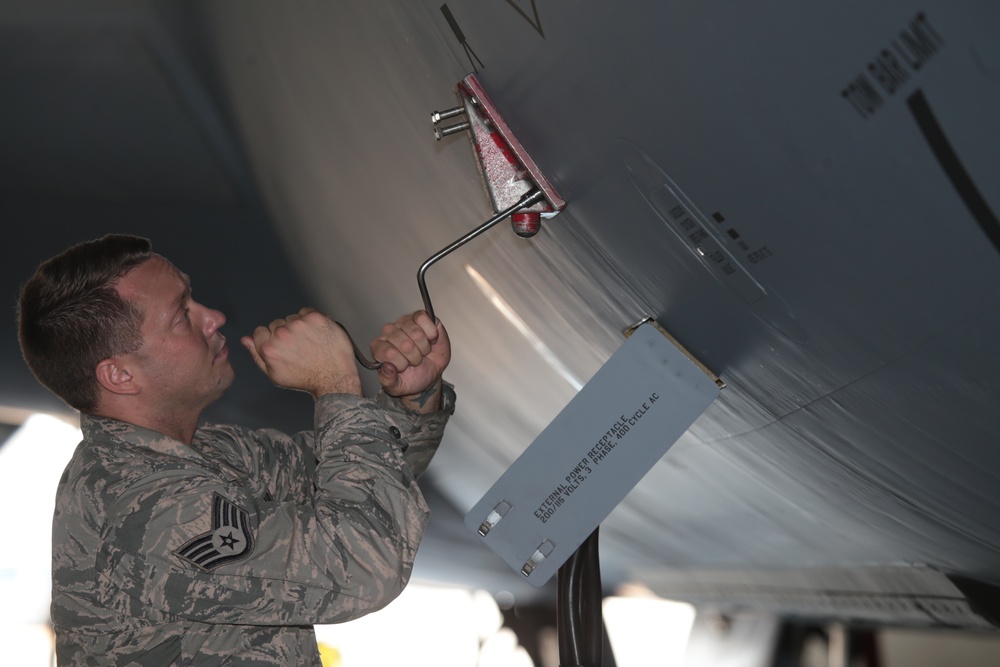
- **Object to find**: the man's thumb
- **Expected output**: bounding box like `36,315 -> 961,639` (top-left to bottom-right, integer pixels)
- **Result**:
378,362 -> 399,391
241,336 -> 266,373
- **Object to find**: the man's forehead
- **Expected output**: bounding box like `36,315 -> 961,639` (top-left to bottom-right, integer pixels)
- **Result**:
153,254 -> 190,284
116,254 -> 189,299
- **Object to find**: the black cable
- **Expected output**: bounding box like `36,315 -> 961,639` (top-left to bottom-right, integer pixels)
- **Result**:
580,528 -> 603,665
558,527 -> 603,667
557,545 -> 584,666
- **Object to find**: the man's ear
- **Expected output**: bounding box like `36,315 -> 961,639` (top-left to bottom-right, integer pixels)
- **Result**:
95,358 -> 140,396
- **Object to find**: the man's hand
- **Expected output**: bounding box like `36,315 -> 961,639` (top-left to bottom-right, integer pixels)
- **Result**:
371,311 -> 451,413
240,308 -> 362,397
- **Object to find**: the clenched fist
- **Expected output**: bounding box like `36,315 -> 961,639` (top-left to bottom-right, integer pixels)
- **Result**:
370,310 -> 451,413
241,308 -> 362,397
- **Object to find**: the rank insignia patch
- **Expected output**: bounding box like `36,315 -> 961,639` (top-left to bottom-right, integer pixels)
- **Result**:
175,494 -> 255,571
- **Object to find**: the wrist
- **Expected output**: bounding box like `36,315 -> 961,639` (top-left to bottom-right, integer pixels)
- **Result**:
397,380 -> 443,414
312,369 -> 363,398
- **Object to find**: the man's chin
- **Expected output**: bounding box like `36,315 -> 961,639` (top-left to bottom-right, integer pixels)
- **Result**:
221,363 -> 236,388
211,364 -> 237,398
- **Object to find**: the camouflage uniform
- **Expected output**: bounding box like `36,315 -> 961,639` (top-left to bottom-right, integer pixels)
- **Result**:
51,386 -> 455,666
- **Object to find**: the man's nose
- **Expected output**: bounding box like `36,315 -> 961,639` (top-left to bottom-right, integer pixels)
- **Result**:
203,306 -> 226,336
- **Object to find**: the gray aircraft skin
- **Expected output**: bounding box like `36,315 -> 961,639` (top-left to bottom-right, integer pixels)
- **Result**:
2,0 -> 999,633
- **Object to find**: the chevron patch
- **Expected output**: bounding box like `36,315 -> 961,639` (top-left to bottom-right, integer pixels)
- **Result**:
174,494 -> 255,571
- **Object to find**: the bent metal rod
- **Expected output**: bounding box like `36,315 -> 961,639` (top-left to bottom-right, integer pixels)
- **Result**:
341,189 -> 547,371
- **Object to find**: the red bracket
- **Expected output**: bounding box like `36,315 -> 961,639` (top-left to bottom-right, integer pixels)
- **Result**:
436,74 -> 565,236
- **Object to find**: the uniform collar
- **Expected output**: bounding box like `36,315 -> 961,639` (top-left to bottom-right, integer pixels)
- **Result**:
80,413 -> 201,463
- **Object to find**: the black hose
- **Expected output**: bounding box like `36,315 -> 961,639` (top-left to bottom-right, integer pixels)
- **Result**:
558,527 -> 602,667
557,544 -> 584,665
580,528 -> 603,665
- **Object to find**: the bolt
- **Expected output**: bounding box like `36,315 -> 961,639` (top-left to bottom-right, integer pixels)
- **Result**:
431,106 -> 465,124
434,121 -> 471,141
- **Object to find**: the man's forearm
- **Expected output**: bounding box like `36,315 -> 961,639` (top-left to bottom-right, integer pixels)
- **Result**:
376,382 -> 455,478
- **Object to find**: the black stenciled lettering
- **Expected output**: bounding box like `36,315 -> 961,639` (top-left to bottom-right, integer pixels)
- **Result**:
842,74 -> 885,119
591,398 -> 662,461
588,433 -> 616,464
689,229 -> 708,244
746,246 -> 773,264
841,12 -> 943,120
534,457 -> 596,522
867,49 -> 910,96
895,13 -> 943,71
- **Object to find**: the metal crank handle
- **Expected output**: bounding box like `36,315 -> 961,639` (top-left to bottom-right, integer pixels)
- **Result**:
332,321 -> 384,371
339,188 -> 546,372
418,189 -> 546,322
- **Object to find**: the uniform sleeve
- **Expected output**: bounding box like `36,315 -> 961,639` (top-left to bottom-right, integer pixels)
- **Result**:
375,381 -> 456,478
95,393 -> 441,626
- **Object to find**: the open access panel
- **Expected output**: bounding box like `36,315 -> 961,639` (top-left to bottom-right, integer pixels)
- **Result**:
464,320 -> 723,586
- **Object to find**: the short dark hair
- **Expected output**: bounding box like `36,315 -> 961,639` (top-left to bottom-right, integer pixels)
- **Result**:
18,235 -> 155,412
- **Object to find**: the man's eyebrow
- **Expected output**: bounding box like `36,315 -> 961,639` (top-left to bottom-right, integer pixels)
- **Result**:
172,275 -> 192,313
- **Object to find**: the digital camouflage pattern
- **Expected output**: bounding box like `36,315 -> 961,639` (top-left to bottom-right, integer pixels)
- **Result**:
51,385 -> 455,666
